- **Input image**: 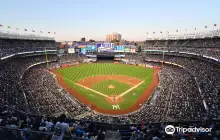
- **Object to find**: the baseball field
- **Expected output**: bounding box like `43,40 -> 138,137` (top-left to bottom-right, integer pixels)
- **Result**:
52,63 -> 159,115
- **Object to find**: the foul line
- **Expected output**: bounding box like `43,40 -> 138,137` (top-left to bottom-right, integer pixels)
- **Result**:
75,81 -> 144,99
117,81 -> 144,98
75,83 -> 109,98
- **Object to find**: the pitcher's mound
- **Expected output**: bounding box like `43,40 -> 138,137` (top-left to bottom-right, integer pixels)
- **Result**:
108,85 -> 115,89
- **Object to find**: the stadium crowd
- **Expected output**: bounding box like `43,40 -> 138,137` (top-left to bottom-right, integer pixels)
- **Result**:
144,54 -> 220,119
128,63 -> 206,123
0,55 -> 57,111
0,38 -> 55,58
57,54 -> 87,65
22,65 -> 88,117
1,107 -> 220,140
143,37 -> 220,60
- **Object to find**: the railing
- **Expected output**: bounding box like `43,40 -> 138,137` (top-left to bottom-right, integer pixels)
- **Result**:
146,29 -> 220,40
143,49 -> 220,62
0,126 -> 88,140
0,50 -> 57,60
0,31 -> 55,40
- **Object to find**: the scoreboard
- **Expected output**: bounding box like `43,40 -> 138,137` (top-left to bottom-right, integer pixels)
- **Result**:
97,43 -> 114,52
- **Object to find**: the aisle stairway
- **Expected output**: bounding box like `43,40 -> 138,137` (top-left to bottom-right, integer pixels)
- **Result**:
105,130 -> 121,140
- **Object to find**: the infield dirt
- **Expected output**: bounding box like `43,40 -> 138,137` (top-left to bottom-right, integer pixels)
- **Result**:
76,75 -> 141,87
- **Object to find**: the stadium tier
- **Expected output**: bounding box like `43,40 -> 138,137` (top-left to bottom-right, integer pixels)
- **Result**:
1,32 -> 220,139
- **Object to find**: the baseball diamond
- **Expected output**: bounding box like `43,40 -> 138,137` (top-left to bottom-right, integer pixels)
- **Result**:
52,63 -> 159,115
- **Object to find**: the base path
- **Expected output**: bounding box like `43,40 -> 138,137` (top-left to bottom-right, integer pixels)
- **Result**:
51,68 -> 160,115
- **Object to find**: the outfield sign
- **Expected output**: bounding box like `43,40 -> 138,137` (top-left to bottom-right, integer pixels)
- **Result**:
68,48 -> 75,53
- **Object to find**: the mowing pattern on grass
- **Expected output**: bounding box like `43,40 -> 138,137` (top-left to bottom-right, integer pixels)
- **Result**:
55,63 -> 155,111
91,80 -> 131,96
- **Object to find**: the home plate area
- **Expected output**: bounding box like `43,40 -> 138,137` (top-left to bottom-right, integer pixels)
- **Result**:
106,96 -> 123,104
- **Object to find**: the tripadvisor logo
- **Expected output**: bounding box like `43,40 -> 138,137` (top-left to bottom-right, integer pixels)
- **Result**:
165,125 -> 212,135
165,125 -> 175,135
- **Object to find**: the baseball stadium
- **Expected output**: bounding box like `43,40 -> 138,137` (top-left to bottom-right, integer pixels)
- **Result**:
1,29 -> 220,139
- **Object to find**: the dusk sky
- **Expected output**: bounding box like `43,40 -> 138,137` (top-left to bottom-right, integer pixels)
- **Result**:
0,0 -> 219,41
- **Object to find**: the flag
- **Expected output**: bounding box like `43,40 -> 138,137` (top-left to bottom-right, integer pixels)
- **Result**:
214,24 -> 217,26
0,24 -> 3,27
32,30 -> 35,32
48,32 -> 50,34
205,26 -> 207,28
40,31 -> 43,33
16,28 -> 19,30
24,29 -> 27,31
7,26 -> 11,28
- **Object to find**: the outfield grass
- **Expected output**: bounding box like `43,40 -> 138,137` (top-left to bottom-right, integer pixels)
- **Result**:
55,63 -> 154,110
91,80 -> 131,96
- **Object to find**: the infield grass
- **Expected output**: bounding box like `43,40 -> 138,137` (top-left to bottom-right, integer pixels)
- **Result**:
92,80 -> 131,96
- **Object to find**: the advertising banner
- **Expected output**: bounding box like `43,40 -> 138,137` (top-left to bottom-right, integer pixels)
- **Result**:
75,48 -> 80,53
124,47 -> 131,52
86,55 -> 97,58
86,45 -> 97,52
78,45 -> 87,48
68,48 -> 75,53
114,46 -> 124,52
115,54 -> 125,58
80,48 -> 86,54
130,48 -> 136,53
